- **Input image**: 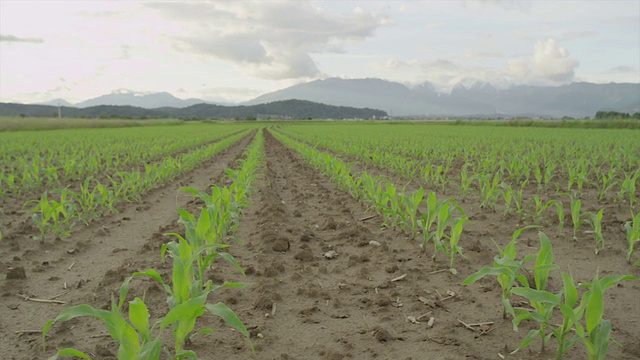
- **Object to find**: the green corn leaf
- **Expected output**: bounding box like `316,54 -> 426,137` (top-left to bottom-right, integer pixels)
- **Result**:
48,348 -> 92,360
586,275 -> 604,336
511,329 -> 541,354
598,274 -> 637,290
128,298 -> 150,342
160,295 -> 207,330
138,339 -> 162,360
534,232 -> 554,291
511,287 -> 561,304
205,302 -> 250,338
462,266 -> 511,285
561,272 -> 579,308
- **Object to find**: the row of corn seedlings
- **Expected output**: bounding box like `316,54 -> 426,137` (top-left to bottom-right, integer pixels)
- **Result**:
271,129 -> 469,273
278,124 -> 640,263
42,128 -> 265,359
0,124 -> 249,201
279,124 -> 639,211
24,130 -> 253,243
463,228 -> 637,359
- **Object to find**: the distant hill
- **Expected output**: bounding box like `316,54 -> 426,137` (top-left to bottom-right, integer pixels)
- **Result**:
76,91 -> 206,108
245,78 -> 640,118
36,91 -> 207,109
0,99 -> 386,120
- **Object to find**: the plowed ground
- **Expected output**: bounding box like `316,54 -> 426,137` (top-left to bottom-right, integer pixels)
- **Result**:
1,129 -> 638,360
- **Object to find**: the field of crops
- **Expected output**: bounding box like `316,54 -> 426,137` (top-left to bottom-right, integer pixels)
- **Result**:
0,121 -> 638,359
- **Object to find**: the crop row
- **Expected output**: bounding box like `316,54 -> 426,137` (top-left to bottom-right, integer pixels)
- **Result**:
272,129 -> 468,273
279,124 -> 640,211
25,129 -> 253,242
271,127 -> 639,359
0,124 -> 251,201
43,128 -> 265,359
278,124 -> 640,258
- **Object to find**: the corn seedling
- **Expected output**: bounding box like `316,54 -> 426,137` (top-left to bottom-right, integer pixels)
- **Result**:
500,183 -> 515,217
530,195 -> 556,225
401,187 -> 424,238
418,192 -> 449,253
570,198 -> 585,241
571,273 -> 637,360
457,168 -> 474,199
479,172 -> 500,210
587,209 -> 605,254
448,216 -> 468,274
555,201 -> 565,230
511,232 -> 560,353
625,211 -> 640,263
462,226 -> 539,319
596,169 -> 617,201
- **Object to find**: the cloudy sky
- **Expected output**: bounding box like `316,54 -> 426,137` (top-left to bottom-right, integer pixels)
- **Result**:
1,0 -> 638,104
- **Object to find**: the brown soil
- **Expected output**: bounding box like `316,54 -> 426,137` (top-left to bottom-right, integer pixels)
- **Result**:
1,129 -> 638,360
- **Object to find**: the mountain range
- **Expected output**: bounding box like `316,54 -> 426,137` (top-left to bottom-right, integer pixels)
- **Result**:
33,79 -> 640,118
244,78 -> 640,118
39,91 -> 206,109
1,99 -> 386,120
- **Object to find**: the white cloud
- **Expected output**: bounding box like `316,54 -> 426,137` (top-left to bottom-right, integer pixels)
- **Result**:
147,1 -> 390,80
531,39 -> 578,82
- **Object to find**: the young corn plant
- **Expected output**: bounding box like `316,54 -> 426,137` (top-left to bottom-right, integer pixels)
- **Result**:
500,183 -> 515,218
587,209 -> 605,255
25,192 -> 60,242
514,182 -> 528,221
462,226 -> 539,319
510,232 -> 560,353
432,201 -> 453,262
570,198 -> 585,241
44,289 -> 166,360
401,187 -> 424,238
418,192 -> 449,253
479,172 -> 500,210
570,273 -> 637,360
625,211 -> 640,263
596,169 -> 617,201
555,201 -> 565,230
530,195 -> 556,225
447,216 -> 468,274
457,168 -> 474,200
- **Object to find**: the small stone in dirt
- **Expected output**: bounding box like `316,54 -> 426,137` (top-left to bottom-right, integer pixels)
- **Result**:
6,266 -> 26,280
67,249 -> 77,255
385,264 -> 399,273
295,248 -> 315,262
324,250 -> 339,259
372,326 -> 394,342
300,231 -> 314,242
7,303 -> 19,310
323,218 -> 338,230
272,238 -> 290,252
369,240 -> 381,247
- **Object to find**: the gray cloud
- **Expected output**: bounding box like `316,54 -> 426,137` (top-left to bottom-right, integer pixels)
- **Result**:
147,1 -> 390,80
604,66 -> 637,74
560,30 -> 599,41
0,34 -> 43,43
